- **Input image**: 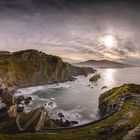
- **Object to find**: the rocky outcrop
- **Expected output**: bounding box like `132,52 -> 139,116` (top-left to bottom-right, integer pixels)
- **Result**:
0,49 -> 95,88
89,74 -> 101,82
99,84 -> 140,117
97,84 -> 140,139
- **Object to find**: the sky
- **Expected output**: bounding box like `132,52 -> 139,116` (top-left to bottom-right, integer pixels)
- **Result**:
0,0 -> 140,65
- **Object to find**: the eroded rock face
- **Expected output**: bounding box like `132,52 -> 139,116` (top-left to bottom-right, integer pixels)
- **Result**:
8,105 -> 17,118
0,49 -> 95,88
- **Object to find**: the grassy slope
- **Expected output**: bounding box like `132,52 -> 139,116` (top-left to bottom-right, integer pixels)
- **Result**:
0,84 -> 140,140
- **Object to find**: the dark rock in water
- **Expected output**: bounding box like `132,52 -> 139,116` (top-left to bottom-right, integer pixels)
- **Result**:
28,96 -> 32,101
58,112 -> 65,119
17,105 -> 24,113
48,101 -> 54,107
16,96 -> 25,104
101,86 -> 108,89
89,74 -> 101,82
56,119 -> 78,127
70,120 -> 78,125
16,96 -> 32,105
24,97 -> 32,105
56,112 -> 78,127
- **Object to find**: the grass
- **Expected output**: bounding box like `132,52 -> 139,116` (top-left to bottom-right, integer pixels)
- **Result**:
101,84 -> 140,102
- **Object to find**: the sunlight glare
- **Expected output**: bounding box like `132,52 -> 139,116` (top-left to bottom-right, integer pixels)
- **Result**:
103,35 -> 114,48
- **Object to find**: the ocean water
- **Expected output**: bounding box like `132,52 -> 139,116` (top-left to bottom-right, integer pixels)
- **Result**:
15,67 -> 140,125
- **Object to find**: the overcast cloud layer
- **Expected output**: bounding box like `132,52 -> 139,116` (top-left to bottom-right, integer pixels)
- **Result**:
0,0 -> 140,65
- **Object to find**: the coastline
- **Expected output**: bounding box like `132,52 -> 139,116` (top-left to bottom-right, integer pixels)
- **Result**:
10,69 -> 96,93
10,78 -> 75,93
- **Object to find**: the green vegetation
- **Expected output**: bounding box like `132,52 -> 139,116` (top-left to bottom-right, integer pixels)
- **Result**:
100,83 -> 140,103
0,84 -> 140,140
0,49 -> 94,87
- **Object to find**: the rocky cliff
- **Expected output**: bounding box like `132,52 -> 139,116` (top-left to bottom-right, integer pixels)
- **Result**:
98,84 -> 140,139
99,83 -> 140,117
0,49 -> 95,88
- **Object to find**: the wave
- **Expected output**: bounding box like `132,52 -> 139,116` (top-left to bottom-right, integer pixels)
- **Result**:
15,85 -> 46,96
15,82 -> 71,97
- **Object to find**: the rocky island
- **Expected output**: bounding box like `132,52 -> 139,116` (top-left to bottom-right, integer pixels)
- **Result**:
89,74 -> 101,82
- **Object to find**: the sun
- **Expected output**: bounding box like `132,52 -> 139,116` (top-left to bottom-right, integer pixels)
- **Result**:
102,35 -> 114,48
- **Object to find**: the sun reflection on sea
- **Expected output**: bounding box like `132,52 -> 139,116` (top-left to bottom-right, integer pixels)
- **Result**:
103,69 -> 116,87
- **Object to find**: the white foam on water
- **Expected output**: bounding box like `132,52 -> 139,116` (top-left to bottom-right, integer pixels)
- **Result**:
50,83 -> 71,89
13,75 -> 100,125
50,97 -> 55,100
24,106 -> 32,113
39,98 -> 49,101
15,85 -> 46,96
15,82 -> 71,97
31,95 -> 39,101
49,108 -> 92,125
44,100 -> 57,110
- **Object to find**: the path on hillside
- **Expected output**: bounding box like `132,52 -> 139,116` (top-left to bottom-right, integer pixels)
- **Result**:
35,109 -> 46,131
16,108 -> 43,131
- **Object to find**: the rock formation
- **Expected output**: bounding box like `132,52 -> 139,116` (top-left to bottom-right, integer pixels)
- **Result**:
89,74 -> 101,82
0,49 -> 95,88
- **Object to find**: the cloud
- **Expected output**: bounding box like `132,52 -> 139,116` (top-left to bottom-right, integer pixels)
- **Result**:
0,0 -> 139,65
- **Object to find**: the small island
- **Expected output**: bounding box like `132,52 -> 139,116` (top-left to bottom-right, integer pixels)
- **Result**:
89,74 -> 101,82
